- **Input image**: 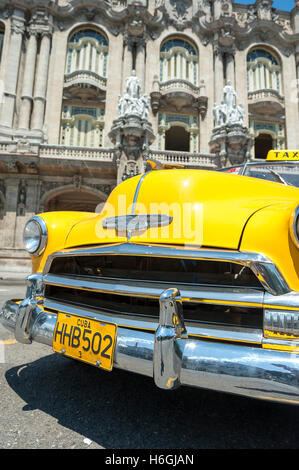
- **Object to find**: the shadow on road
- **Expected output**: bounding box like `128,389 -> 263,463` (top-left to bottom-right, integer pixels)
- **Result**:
5,353 -> 299,449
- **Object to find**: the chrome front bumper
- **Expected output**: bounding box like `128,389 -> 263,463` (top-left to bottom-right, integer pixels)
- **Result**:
1,274 -> 299,405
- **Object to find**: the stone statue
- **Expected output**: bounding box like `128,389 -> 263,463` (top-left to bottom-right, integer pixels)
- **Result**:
247,5 -> 257,22
118,94 -> 127,115
210,81 -> 252,166
213,82 -> 244,127
117,72 -> 151,121
223,80 -> 236,112
140,94 -> 150,120
227,105 -> 239,125
213,103 -> 220,125
256,0 -> 273,21
213,101 -> 227,127
125,70 -> 141,99
220,101 -> 228,125
111,69 -> 155,183
236,104 -> 245,125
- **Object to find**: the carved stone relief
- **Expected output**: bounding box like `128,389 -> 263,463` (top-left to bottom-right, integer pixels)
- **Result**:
17,180 -> 26,216
157,0 -> 193,30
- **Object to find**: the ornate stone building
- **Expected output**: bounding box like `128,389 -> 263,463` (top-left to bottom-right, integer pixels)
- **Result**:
0,0 -> 299,272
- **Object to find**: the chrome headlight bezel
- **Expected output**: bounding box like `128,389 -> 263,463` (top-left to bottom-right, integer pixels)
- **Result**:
23,216 -> 48,257
290,205 -> 299,248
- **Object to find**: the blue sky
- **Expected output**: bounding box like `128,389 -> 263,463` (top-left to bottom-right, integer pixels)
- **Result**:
236,0 -> 295,11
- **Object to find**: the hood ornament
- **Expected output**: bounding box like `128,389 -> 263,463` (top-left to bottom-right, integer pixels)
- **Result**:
102,214 -> 173,234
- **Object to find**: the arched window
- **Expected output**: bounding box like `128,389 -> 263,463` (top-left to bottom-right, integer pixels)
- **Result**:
45,188 -> 103,212
160,37 -> 199,86
254,133 -> 273,159
158,113 -> 199,153
60,105 -> 105,147
66,29 -> 109,77
165,126 -> 190,152
247,48 -> 282,94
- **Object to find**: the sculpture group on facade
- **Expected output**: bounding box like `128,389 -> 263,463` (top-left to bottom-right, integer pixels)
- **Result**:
213,81 -> 245,127
110,70 -> 155,184
210,80 -> 252,166
117,70 -> 150,120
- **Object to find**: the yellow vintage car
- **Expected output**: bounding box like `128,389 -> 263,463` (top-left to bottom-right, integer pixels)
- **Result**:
1,149 -> 299,404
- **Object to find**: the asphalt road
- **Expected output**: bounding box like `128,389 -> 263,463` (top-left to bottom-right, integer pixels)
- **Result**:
1,280 -> 299,450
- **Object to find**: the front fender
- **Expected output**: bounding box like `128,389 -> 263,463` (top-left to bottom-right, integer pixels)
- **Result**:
239,202 -> 299,292
29,211 -> 98,274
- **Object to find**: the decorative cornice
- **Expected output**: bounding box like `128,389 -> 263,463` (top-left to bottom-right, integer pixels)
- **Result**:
10,14 -> 26,35
194,6 -> 297,57
29,7 -> 53,31
0,0 -> 298,55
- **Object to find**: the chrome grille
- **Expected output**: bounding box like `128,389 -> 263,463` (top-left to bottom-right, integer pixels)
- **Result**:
48,253 -> 262,288
42,243 -> 291,342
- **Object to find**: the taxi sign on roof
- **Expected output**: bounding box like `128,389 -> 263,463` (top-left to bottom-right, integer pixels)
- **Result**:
266,150 -> 299,161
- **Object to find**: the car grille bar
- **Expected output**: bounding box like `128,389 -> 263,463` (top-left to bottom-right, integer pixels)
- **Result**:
43,243 -> 290,296
42,298 -> 263,345
43,273 -> 264,306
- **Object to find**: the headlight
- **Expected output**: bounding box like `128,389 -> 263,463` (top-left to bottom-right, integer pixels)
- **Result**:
23,216 -> 48,256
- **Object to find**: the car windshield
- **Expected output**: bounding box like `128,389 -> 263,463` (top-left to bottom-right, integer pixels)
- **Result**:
243,162 -> 299,187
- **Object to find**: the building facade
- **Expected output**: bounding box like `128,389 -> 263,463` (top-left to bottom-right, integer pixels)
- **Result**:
0,0 -> 299,271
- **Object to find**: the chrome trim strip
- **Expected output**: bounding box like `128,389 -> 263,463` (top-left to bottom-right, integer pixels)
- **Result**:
262,336 -> 299,349
131,172 -> 152,215
249,262 -> 290,297
43,243 -> 270,268
43,273 -> 264,306
128,172 -> 152,241
43,298 -> 263,344
264,291 -> 299,309
42,242 -> 290,295
15,273 -> 44,344
290,205 -> 299,247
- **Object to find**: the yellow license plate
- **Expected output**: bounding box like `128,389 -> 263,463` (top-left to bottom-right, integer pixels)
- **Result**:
53,313 -> 117,371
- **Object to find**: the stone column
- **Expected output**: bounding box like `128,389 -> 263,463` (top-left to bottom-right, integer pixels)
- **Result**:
235,50 -> 249,128
135,42 -> 145,92
214,47 -> 224,105
290,2 -> 299,146
199,43 -> 214,154
226,52 -> 235,89
283,54 -> 299,148
31,32 -> 51,132
0,11 -> 25,129
295,45 -> 299,87
123,41 -> 133,93
294,6 -> 299,76
18,31 -> 38,130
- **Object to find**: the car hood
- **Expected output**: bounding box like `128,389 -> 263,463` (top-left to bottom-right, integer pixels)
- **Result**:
65,169 -> 299,250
